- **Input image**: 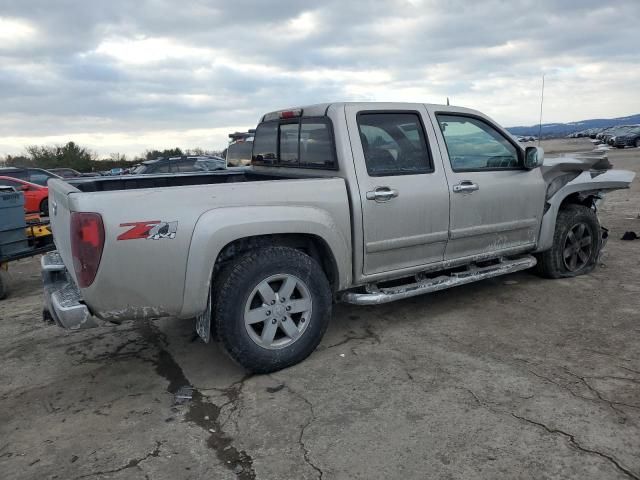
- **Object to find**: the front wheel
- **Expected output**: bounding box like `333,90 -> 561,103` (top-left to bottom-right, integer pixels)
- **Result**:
213,246 -> 332,373
537,204 -> 601,279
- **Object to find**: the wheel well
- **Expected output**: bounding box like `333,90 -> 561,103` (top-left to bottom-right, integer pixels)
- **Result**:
559,192 -> 598,210
214,234 -> 339,291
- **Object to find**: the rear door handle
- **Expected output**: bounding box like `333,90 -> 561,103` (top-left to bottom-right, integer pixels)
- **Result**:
366,187 -> 399,202
452,181 -> 479,193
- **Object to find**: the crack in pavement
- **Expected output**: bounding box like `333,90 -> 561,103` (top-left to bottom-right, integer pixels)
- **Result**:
562,367 -> 640,413
269,377 -> 324,480
511,413 -> 640,480
514,359 -> 638,420
457,386 -> 639,480
73,441 -> 162,479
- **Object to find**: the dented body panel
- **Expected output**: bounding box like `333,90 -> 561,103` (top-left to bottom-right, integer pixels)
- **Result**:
536,167 -> 635,251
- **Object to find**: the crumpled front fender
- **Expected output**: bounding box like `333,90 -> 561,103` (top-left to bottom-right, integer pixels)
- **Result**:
536,168 -> 635,252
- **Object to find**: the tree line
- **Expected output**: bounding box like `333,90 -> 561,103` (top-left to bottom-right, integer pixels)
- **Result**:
1,142 -> 223,173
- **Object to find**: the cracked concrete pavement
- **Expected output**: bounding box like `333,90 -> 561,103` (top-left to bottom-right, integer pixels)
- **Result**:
1,139 -> 639,479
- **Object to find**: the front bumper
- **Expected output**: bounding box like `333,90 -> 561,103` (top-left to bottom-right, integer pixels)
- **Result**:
41,251 -> 101,329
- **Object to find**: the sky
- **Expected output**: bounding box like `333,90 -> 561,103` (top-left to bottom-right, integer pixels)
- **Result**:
1,0 -> 639,157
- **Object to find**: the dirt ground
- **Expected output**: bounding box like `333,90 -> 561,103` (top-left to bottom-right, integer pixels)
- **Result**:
1,139 -> 639,480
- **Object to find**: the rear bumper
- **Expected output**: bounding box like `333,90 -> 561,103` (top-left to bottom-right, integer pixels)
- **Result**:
41,251 -> 101,329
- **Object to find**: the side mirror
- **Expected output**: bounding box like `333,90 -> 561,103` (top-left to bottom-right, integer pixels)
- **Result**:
524,146 -> 544,169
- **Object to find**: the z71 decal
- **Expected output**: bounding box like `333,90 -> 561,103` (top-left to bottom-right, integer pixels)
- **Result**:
117,221 -> 178,241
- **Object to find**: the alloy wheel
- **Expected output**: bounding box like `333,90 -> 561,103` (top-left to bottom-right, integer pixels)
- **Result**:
562,222 -> 593,272
243,274 -> 313,349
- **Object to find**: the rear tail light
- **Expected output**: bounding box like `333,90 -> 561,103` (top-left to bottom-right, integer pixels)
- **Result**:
70,212 -> 105,288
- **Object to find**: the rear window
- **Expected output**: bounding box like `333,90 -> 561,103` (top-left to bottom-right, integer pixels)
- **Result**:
252,117 -> 336,169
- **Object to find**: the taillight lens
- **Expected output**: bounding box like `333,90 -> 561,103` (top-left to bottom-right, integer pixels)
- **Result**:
70,212 -> 105,288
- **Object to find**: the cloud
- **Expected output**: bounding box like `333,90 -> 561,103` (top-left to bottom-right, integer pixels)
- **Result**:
0,0 -> 639,156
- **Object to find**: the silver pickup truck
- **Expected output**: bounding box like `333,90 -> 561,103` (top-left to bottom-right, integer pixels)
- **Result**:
42,102 -> 635,373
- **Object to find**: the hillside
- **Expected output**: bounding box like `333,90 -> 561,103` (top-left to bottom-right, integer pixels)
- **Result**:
507,113 -> 640,138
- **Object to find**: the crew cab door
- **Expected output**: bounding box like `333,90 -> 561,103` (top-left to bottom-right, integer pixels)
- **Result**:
428,109 -> 546,260
346,104 -> 450,276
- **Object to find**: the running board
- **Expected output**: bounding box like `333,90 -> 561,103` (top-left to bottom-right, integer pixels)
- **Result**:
340,255 -> 537,305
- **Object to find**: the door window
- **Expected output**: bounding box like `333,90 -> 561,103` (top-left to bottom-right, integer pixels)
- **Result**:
175,159 -> 197,172
154,163 -> 171,173
28,172 -> 52,185
357,113 -> 433,176
437,115 -> 520,171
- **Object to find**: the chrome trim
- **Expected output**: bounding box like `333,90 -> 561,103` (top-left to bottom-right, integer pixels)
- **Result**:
340,255 -> 537,305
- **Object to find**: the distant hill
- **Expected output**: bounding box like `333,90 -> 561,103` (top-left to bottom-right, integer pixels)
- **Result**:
507,113 -> 640,138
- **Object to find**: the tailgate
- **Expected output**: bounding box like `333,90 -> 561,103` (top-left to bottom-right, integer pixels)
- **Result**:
48,179 -> 80,283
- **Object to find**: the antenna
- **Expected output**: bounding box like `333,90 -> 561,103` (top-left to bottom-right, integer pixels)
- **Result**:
538,74 -> 545,146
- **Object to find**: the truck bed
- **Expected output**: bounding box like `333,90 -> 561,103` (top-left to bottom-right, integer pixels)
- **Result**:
47,171 -> 352,322
67,169 -> 286,192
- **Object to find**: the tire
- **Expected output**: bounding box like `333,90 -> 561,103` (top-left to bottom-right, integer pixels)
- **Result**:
0,270 -> 9,300
40,199 -> 49,217
213,246 -> 332,373
537,204 -> 601,279
635,138 -> 640,148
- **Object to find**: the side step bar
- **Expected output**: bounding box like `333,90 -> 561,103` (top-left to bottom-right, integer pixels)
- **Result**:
340,255 -> 537,305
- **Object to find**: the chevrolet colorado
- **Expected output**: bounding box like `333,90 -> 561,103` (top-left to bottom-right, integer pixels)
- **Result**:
42,102 -> 635,372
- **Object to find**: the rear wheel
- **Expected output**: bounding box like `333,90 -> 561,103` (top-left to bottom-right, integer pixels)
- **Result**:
213,246 -> 332,373
40,199 -> 49,217
537,204 -> 601,279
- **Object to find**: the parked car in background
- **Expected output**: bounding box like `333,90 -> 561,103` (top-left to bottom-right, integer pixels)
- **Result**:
613,126 -> 640,148
48,168 -> 81,178
47,168 -> 99,178
131,155 -> 226,175
0,176 -> 49,215
0,167 -> 61,186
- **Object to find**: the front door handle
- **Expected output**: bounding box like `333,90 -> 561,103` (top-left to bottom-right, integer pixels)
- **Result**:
452,180 -> 479,193
366,187 -> 399,202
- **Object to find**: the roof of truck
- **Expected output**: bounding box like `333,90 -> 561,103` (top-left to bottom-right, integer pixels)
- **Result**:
260,102 -> 480,122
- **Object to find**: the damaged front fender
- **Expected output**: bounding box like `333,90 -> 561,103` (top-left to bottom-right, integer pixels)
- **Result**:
536,168 -> 635,252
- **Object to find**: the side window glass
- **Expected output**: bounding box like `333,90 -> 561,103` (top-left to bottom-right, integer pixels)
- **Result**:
278,122 -> 299,165
0,179 -> 20,188
155,163 -> 171,173
437,115 -> 520,171
357,113 -> 432,176
176,159 -> 196,172
28,172 -> 50,185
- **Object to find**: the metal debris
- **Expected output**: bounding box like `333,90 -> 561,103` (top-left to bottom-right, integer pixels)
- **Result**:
173,385 -> 193,405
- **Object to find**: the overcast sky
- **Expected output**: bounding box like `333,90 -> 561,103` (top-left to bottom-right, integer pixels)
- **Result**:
1,0 -> 639,157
